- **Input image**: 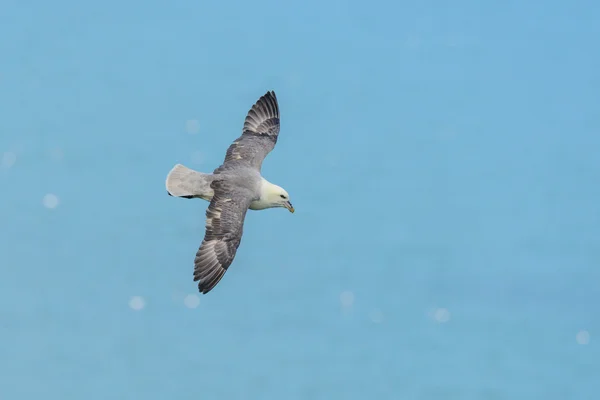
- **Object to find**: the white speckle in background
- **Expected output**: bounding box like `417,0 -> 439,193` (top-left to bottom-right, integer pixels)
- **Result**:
340,290 -> 354,308
433,308 -> 451,323
184,294 -> 200,309
186,119 -> 200,134
369,308 -> 384,323
49,147 -> 64,162
576,330 -> 590,345
129,296 -> 146,311
42,193 -> 59,209
191,151 -> 203,164
1,152 -> 16,169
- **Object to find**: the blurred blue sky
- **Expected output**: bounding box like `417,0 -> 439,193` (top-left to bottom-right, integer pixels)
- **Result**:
1,0 -> 599,399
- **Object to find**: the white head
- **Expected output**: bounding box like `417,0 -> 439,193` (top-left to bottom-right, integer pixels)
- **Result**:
261,181 -> 295,213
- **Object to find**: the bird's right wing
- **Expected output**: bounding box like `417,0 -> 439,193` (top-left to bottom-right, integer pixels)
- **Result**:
193,180 -> 254,294
221,90 -> 281,172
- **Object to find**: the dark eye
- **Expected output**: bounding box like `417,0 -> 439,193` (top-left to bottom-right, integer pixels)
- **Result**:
280,194 -> 286,199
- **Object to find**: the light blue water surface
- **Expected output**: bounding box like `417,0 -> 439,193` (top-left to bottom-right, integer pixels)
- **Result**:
1,0 -> 599,399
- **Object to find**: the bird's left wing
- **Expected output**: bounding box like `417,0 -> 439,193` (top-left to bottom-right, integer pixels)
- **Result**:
221,90 -> 281,171
193,180 -> 254,294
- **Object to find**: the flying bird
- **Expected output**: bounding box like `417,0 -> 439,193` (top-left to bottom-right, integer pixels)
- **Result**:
165,90 -> 294,294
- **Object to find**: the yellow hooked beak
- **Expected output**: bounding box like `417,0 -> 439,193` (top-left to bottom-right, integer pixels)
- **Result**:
285,201 -> 295,213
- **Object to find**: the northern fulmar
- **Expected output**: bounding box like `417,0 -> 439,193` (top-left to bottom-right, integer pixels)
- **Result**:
165,90 -> 294,294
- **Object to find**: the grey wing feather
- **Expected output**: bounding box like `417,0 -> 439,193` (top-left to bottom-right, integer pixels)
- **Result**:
193,180 -> 254,294
222,90 -> 280,171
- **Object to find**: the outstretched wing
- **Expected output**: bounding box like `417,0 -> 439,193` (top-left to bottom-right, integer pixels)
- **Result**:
193,180 -> 254,294
222,90 -> 281,171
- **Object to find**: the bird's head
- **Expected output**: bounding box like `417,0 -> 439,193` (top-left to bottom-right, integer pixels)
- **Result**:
264,183 -> 295,213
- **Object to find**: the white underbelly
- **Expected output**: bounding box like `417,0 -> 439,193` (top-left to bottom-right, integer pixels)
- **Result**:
249,199 -> 269,210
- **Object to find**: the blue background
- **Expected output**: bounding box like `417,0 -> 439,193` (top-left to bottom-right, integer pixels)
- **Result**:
1,0 -> 599,398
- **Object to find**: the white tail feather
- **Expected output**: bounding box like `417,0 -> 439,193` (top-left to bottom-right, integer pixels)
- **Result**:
165,164 -> 213,200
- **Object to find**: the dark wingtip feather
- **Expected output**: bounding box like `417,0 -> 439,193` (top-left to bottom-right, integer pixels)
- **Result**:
243,90 -> 280,136
196,269 -> 225,294
265,90 -> 276,101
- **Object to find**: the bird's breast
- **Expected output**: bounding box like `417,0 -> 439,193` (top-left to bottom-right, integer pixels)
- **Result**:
249,198 -> 271,210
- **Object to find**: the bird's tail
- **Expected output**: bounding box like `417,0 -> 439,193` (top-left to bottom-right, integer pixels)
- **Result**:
165,164 -> 213,200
